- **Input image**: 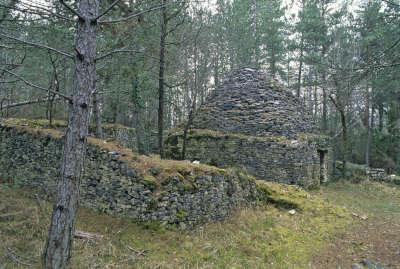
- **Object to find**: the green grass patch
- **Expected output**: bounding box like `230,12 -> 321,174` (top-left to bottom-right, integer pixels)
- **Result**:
319,180 -> 400,217
0,181 -> 353,269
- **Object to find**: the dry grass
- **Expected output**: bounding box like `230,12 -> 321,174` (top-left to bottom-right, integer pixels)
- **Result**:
0,181 -> 352,269
311,180 -> 400,268
1,118 -> 67,129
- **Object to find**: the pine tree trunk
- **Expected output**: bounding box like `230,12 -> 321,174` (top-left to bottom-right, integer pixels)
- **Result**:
158,0 -> 167,159
322,85 -> 328,132
93,92 -> 103,138
321,44 -> 328,133
43,1 -> 98,268
378,103 -> 384,131
250,0 -> 258,66
182,44 -> 199,160
213,53 -> 219,89
297,35 -> 304,98
313,71 -> 318,118
365,86 -> 371,167
133,107 -> 145,154
339,109 -> 348,173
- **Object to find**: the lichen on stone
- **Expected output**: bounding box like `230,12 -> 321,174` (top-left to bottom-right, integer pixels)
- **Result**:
0,122 -> 258,227
164,68 -> 324,188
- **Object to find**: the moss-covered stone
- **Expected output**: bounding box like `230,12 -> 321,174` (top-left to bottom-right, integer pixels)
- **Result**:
0,123 -> 258,227
165,128 -> 321,188
256,180 -> 349,216
0,117 -> 157,152
164,69 -> 328,188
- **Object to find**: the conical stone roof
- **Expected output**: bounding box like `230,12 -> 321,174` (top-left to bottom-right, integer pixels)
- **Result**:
192,68 -> 314,138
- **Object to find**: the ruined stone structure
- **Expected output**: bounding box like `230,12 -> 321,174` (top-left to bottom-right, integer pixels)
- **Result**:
0,123 -> 257,227
166,68 -> 328,188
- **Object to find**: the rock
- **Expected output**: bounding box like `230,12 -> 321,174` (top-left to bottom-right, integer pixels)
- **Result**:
361,259 -> 376,269
288,209 -> 296,215
352,263 -> 364,269
352,212 -> 368,220
350,259 -> 388,269
126,169 -> 137,178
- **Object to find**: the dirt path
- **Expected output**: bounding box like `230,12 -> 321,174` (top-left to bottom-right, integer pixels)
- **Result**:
312,216 -> 400,268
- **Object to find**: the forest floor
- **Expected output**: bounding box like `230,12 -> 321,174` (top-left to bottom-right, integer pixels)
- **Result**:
312,182 -> 400,269
0,180 -> 399,269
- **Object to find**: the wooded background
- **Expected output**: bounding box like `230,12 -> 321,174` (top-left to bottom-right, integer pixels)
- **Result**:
1,0 -> 399,172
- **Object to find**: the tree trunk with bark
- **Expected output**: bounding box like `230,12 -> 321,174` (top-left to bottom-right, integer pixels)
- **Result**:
365,86 -> 371,167
133,107 -> 145,154
339,108 -> 348,172
322,85 -> 328,133
92,92 -> 103,138
47,52 -> 60,127
297,35 -> 304,98
182,45 -> 199,160
43,1 -> 98,268
378,102 -> 384,132
329,93 -> 348,174
158,0 -> 167,159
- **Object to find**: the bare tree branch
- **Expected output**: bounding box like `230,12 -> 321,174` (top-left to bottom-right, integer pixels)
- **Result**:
2,69 -> 72,102
0,44 -> 13,49
59,0 -> 85,20
95,48 -> 159,61
0,3 -> 74,22
0,32 -> 73,59
166,1 -> 188,22
164,81 -> 185,88
0,80 -> 18,84
96,0 -> 122,20
0,97 -> 62,110
99,2 -> 180,24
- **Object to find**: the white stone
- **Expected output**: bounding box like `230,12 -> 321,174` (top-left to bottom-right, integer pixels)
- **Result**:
288,209 -> 296,215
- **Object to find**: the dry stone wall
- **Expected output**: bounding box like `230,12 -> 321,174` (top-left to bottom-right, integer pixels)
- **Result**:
192,68 -> 315,138
166,68 -> 323,188
166,130 -> 320,188
0,124 -> 257,227
99,125 -> 158,154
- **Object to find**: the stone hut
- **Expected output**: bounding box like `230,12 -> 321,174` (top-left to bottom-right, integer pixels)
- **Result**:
165,68 -> 329,188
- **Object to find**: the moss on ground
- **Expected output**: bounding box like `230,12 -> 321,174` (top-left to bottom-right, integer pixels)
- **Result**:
256,181 -> 348,214
1,117 -> 67,129
0,117 -> 135,135
320,180 -> 400,217
0,181 -> 355,269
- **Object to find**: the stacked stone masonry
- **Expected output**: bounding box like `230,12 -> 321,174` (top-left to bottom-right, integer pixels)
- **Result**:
166,68 -> 326,188
0,124 -> 257,227
191,68 -> 314,138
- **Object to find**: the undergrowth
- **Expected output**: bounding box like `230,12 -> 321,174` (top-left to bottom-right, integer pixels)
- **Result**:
0,181 -> 353,269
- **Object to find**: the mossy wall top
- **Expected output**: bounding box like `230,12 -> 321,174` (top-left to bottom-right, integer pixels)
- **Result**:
192,68 -> 314,138
0,123 -> 257,227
